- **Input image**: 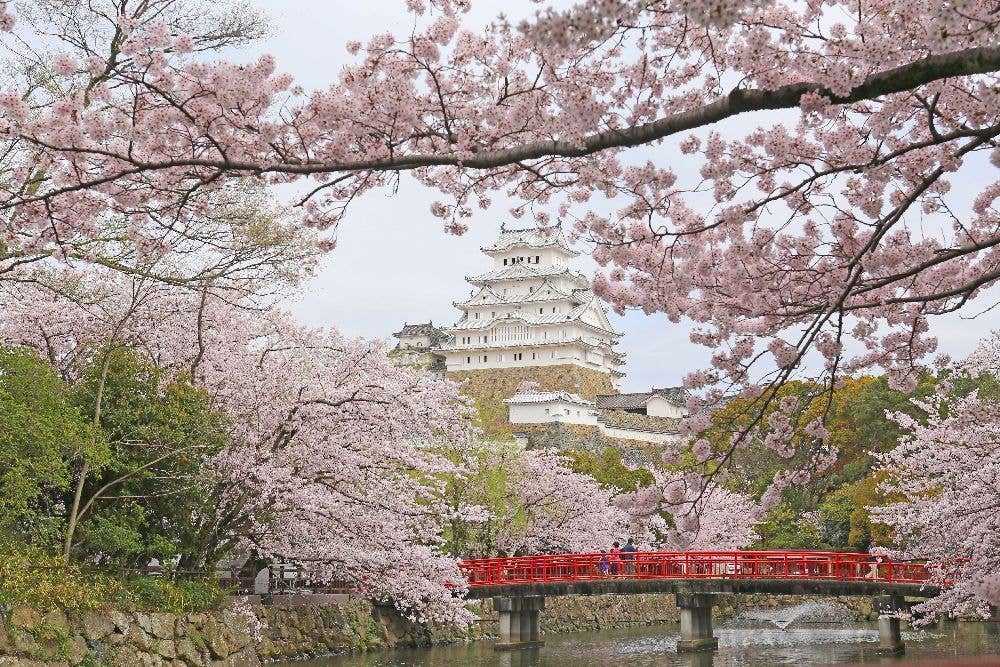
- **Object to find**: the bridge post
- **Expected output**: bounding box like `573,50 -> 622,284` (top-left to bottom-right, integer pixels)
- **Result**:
493,596 -> 545,650
675,592 -> 718,652
873,594 -> 906,655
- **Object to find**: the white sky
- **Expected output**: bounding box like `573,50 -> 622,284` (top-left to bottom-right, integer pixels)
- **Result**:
239,1 -> 996,392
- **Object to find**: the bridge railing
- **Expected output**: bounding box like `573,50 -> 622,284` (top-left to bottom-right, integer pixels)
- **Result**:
459,550 -> 932,587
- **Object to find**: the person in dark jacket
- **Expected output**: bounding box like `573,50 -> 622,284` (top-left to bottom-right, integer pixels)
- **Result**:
621,538 -> 638,575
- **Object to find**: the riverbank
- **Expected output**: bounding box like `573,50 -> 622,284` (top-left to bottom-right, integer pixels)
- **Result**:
0,593 -> 950,665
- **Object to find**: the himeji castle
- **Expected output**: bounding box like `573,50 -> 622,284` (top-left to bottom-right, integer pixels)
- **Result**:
436,225 -> 624,381
392,224 -> 690,450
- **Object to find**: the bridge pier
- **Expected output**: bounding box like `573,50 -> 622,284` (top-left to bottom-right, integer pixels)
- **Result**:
874,594 -> 906,655
676,592 -> 719,652
493,596 -> 545,650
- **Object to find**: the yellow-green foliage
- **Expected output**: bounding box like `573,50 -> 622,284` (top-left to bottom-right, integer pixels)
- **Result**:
0,543 -> 223,613
0,543 -> 118,611
567,447 -> 654,492
472,397 -> 512,439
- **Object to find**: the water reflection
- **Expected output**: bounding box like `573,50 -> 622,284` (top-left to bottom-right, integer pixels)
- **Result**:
274,621 -> 1000,667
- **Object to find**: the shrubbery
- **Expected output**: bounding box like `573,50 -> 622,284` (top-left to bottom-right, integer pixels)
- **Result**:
0,543 -> 224,613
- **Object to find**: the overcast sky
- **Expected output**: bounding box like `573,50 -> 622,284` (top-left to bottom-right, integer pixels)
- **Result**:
238,1 -> 996,392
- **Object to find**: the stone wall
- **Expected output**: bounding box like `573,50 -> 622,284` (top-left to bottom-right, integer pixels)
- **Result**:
448,364 -> 617,402
0,598 -> 496,667
0,604 -> 262,667
516,422 -> 664,464
466,594 -> 681,634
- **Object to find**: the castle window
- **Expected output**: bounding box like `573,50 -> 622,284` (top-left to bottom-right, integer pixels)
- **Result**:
539,308 -> 543,314
483,355 -> 488,363
474,312 -> 479,319
492,311 -> 496,317
503,258 -> 508,265
536,255 -> 540,263
544,408 -> 549,414
564,409 -> 570,416
553,307 -> 557,313
532,352 -> 537,360
466,356 -> 471,364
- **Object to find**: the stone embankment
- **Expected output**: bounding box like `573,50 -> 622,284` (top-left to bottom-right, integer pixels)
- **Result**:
0,592 -> 889,665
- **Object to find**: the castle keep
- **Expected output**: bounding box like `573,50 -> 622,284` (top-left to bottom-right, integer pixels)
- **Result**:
392,225 -> 687,448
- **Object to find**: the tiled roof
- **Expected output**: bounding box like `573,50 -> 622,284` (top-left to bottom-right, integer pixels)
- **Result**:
504,391 -> 594,406
454,280 -> 580,308
482,226 -> 578,255
595,386 -> 688,410
392,322 -> 451,346
598,409 -> 682,433
448,301 -> 618,334
466,263 -> 588,286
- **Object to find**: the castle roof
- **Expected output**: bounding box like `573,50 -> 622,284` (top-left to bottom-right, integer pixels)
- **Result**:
482,226 -> 578,256
504,390 -> 594,406
466,262 -> 589,287
448,299 -> 622,336
595,386 -> 688,410
454,280 -> 579,308
597,409 -> 682,433
392,322 -> 450,346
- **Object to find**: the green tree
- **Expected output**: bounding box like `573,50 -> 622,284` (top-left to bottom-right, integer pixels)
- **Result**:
816,484 -> 857,550
754,505 -> 822,550
67,350 -> 228,566
567,447 -> 654,493
0,347 -> 96,551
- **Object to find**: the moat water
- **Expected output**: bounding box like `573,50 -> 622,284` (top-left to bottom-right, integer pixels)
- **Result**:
274,620 -> 1000,666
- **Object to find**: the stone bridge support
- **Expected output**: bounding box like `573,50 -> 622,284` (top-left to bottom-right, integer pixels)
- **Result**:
874,594 -> 907,655
493,596 -> 545,650
676,592 -> 718,652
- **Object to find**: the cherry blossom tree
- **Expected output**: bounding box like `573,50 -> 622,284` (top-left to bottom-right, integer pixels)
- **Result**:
0,272 -> 480,623
0,0 -> 997,583
440,441 -> 630,557
0,0 -> 316,291
0,0 -> 995,480
615,469 -> 759,550
870,332 -> 1000,623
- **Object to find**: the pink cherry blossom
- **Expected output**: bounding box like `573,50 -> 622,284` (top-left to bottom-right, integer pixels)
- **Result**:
0,1 -> 995,596
871,332 -> 1000,622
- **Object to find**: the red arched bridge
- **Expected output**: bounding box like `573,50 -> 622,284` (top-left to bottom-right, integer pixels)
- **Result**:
457,550 -> 939,654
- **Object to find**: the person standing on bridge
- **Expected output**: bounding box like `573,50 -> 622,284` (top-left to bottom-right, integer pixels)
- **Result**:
621,538 -> 638,575
609,541 -> 622,576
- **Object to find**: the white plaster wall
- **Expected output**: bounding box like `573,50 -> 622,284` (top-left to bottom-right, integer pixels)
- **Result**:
443,343 -> 619,374
508,400 -> 598,426
493,247 -> 568,269
645,396 -> 688,418
397,334 -> 432,349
